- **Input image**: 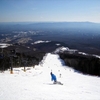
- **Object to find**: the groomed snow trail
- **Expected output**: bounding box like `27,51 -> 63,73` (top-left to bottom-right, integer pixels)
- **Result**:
0,53 -> 100,100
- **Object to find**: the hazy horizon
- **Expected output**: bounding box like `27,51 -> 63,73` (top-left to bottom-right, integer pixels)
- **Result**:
0,21 -> 100,24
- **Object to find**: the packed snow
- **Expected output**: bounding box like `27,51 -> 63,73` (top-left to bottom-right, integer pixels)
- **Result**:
0,53 -> 100,100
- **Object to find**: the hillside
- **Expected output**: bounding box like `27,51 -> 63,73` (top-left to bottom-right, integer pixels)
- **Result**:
0,43 -> 100,77
0,53 -> 100,100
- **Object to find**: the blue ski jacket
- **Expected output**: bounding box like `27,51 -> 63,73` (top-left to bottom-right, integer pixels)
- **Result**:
50,72 -> 57,82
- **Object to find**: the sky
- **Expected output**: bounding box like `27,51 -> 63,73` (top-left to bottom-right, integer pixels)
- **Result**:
0,0 -> 100,23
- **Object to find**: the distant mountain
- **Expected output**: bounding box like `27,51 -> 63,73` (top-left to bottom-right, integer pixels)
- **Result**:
0,22 -> 100,31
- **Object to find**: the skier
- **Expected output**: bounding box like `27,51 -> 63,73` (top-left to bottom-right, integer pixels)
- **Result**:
50,72 -> 57,84
50,71 -> 63,85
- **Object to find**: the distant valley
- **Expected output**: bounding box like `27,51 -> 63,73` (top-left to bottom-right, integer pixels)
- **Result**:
0,22 -> 100,55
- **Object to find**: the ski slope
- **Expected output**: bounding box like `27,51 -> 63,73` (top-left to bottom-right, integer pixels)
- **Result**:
0,53 -> 100,100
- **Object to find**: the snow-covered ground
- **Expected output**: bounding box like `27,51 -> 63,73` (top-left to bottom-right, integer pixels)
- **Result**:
0,53 -> 100,100
33,40 -> 50,44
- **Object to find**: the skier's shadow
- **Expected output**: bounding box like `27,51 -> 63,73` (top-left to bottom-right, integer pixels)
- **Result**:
43,83 -> 54,85
44,82 -> 63,85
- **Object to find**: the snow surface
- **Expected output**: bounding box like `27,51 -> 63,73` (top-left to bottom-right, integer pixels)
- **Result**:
0,53 -> 100,100
0,43 -> 11,48
33,40 -> 50,44
55,44 -> 61,46
54,46 -> 69,53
